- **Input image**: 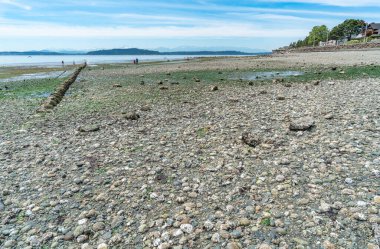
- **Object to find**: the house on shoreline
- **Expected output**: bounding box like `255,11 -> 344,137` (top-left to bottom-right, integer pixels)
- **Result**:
364,23 -> 380,36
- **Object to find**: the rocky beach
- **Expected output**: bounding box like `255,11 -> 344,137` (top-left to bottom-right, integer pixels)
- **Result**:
1,50 -> 380,249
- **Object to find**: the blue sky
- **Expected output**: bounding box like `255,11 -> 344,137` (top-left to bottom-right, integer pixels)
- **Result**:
0,0 -> 379,51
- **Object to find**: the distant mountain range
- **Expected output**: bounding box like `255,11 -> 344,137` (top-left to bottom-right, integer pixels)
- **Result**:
0,48 -> 269,56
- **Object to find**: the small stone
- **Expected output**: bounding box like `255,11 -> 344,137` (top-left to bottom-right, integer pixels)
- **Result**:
204,220 -> 214,231
293,238 -> 308,245
77,235 -> 88,243
226,242 -> 242,249
277,96 -> 285,100
323,240 -> 336,249
73,226 -> 85,237
230,230 -> 243,238
158,242 -> 170,249
78,218 -> 87,225
3,240 -> 16,248
173,229 -> 183,237
258,244 -> 272,249
275,175 -> 285,182
211,85 -> 218,91
374,196 -> 380,204
353,213 -> 367,221
289,117 -> 315,131
97,243 -> 108,249
319,202 -> 331,212
93,222 -> 105,232
113,84 -> 122,88
180,224 -> 193,234
345,178 -> 354,184
239,217 -> 251,226
81,244 -> 92,249
211,232 -> 220,243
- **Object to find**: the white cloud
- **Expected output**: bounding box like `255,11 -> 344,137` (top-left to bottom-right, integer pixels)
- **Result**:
261,0 -> 380,7
0,0 -> 31,10
0,22 -> 307,38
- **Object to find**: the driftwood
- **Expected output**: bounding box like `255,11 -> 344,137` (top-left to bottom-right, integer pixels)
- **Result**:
37,64 -> 86,112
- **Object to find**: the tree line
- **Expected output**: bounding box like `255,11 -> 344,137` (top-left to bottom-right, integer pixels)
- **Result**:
289,19 -> 366,48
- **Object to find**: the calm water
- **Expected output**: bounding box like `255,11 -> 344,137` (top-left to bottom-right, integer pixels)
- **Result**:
0,54 -> 252,67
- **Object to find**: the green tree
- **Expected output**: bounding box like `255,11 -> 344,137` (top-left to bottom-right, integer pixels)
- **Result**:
307,25 -> 329,46
329,19 -> 366,41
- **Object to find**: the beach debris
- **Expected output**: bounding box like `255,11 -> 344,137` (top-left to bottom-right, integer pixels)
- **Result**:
194,78 -> 201,82
113,84 -> 122,88
242,132 -> 261,147
159,86 -> 169,90
289,117 -> 315,131
211,85 -> 218,91
277,96 -> 286,100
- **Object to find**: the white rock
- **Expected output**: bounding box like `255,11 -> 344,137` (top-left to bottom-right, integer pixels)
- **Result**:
180,224 -> 194,234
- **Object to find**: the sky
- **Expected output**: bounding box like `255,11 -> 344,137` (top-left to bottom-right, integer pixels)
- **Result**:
0,0 -> 379,52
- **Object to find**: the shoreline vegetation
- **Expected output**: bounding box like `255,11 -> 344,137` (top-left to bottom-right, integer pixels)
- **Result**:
275,19 -> 380,53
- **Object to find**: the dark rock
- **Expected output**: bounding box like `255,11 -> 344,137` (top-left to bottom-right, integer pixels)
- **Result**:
211,86 -> 218,91
242,132 -> 261,147
78,125 -> 100,133
124,112 -> 140,120
0,198 -> 4,211
113,84 -> 122,88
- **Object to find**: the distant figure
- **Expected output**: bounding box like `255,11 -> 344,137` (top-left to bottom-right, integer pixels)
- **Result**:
133,59 -> 136,64
73,61 -> 76,65
62,60 -> 64,67
136,58 -> 139,64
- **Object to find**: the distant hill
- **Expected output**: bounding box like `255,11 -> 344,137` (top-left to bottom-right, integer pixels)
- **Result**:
87,48 -> 259,55
87,48 -> 160,55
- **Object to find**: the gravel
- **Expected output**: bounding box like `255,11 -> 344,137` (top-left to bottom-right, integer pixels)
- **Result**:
1,51 -> 379,248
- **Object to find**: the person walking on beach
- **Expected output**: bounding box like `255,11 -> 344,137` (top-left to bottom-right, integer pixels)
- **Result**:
62,60 -> 64,67
136,58 -> 139,64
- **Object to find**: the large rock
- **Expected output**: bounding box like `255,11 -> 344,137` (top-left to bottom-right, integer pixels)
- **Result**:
289,117 -> 315,131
